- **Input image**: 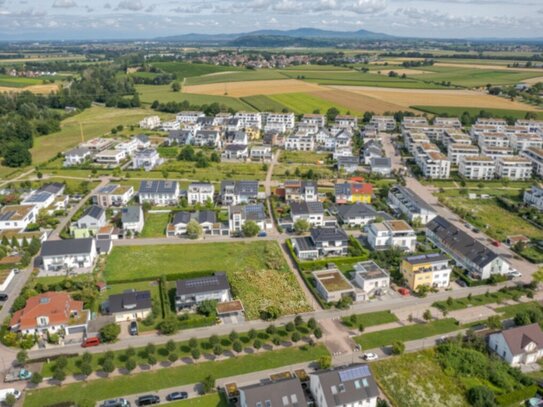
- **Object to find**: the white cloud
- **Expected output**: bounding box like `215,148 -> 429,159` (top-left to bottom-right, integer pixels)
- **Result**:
116,0 -> 143,11
52,0 -> 77,8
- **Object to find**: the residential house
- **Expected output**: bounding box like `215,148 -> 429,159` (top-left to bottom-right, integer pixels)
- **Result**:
442,131 -> 472,148
81,138 -> 114,151
138,180 -> 179,206
302,113 -> 326,127
226,118 -> 242,132
161,120 -> 181,132
447,144 -> 480,165
121,206 -> 144,234
309,364 -> 379,407
222,144 -> 249,160
0,204 -> 38,232
37,182 -> 65,197
426,216 -> 512,279
335,115 -> 358,129
434,117 -> 462,128
285,134 -> 315,151
313,267 -> 357,303
401,253 -> 452,290
21,191 -> 55,211
370,157 -> 392,176
94,184 -> 134,208
521,147 -> 543,177
363,142 -> 383,165
291,227 -> 349,260
194,130 -> 221,148
250,145 -> 273,161
495,156 -> 533,180
104,290 -> 152,322
265,113 -> 295,131
175,272 -> 231,310
459,155 -> 495,180
94,149 -> 127,166
488,324 -> 543,367
132,149 -> 163,171
353,261 -> 390,296
335,203 -> 379,227
524,185 -> 543,210
290,201 -> 325,227
234,112 -> 263,129
228,204 -> 267,233
176,111 -> 205,124
239,378 -> 306,407
369,116 -> 396,132
508,133 -> 543,152
335,182 -> 373,204
220,180 -> 259,205
415,145 -> 451,179
73,205 -> 106,237
9,292 -> 88,335
387,185 -> 437,225
187,182 -> 215,205
481,145 -> 514,160
167,210 -> 217,236
41,238 -> 97,272
280,180 -> 318,202
337,156 -> 359,174
139,115 -> 161,130
225,131 -> 248,145
167,130 -> 194,146
63,147 -> 91,167
367,220 -> 416,252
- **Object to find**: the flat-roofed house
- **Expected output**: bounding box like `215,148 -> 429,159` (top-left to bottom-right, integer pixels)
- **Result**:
367,220 -> 416,252
401,253 -> 452,290
94,184 -> 134,208
459,155 -> 495,180
312,267 -> 357,303
187,182 -> 215,205
353,261 -> 390,296
291,227 -> 349,260
521,147 -> 543,177
0,205 -> 38,232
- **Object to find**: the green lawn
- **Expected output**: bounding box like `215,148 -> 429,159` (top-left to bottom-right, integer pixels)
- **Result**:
280,151 -> 330,164
241,95 -> 290,112
432,288 -> 526,312
168,394 -> 228,407
413,105 -> 543,120
269,92 -> 360,115
372,349 -> 468,407
495,301 -> 543,319
355,319 -> 460,349
0,74 -> 43,87
25,345 -> 329,407
341,311 -> 398,329
104,242 -> 311,319
140,212 -> 170,238
159,160 -> 267,182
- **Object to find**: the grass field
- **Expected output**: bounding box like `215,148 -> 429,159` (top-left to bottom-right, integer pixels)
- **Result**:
183,79 -> 321,97
269,92 -> 360,115
355,318 -> 460,349
413,105 -> 543,120
136,85 -> 255,111
140,212 -> 169,238
104,242 -> 311,319
280,151 -> 329,164
432,288 -> 526,312
0,74 -> 44,87
241,95 -> 290,112
24,345 -> 328,407
341,311 -> 398,328
151,62 -> 245,78
372,350 -> 468,407
185,70 -> 287,86
159,160 -> 267,181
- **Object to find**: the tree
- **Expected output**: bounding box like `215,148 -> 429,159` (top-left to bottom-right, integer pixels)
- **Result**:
308,318 -> 317,330
209,334 -> 220,346
125,358 -> 136,373
125,347 -> 136,358
158,316 -> 179,335
253,339 -> 262,349
168,352 -> 178,363
16,350 -> 28,366
318,355 -> 332,369
3,143 -> 31,167
55,356 -> 68,370
197,300 -> 218,316
422,309 -> 433,321
233,341 -> 243,353
313,327 -> 323,339
82,352 -> 93,364
80,362 -> 93,378
146,342 -> 156,355
188,337 -> 198,349
293,219 -> 310,235
52,368 -> 66,383
285,322 -> 295,332
99,323 -> 121,343
486,315 -> 502,330
201,375 -> 215,394
326,107 -> 340,122
213,344 -> 223,355
242,220 -> 260,237
4,393 -> 16,407
171,81 -> 181,92
191,349 -> 201,360
291,332 -> 301,342
229,330 -> 239,342
30,372 -> 43,385
248,329 -> 257,340
391,341 -> 405,355
147,355 -> 157,366
186,219 -> 203,239
166,340 -> 176,353
467,386 -> 496,407
101,358 -> 115,374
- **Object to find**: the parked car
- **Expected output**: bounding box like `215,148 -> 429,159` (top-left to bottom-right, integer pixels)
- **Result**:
455,279 -> 468,288
82,336 -> 101,348
508,271 -> 522,279
257,231 -> 267,238
491,240 -> 501,247
0,293 -> 8,301
136,395 -> 160,406
362,352 -> 378,361
0,389 -> 21,403
11,268 -> 20,274
129,321 -> 138,336
397,287 -> 410,296
166,392 -> 188,401
101,399 -> 131,407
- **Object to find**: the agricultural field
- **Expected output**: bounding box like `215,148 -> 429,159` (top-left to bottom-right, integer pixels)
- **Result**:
0,74 -> 44,87
372,350 -> 468,407
413,105 -> 543,120
185,70 -> 287,86
103,242 -> 311,319
241,95 -> 290,112
183,79 -> 322,97
269,92 -> 360,115
151,62 -> 246,78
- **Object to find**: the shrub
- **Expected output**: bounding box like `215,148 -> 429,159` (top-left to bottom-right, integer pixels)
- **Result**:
285,322 -> 295,332
313,327 -> 323,339
291,332 -> 301,342
318,355 -> 332,369
213,344 -> 223,356
307,318 -> 317,330
100,323 -> 121,343
188,337 -> 198,348
253,339 -> 262,349
391,341 -> 405,355
201,375 -> 215,394
233,341 -> 243,353
467,386 -> 496,407
191,349 -> 201,360
168,353 -> 178,363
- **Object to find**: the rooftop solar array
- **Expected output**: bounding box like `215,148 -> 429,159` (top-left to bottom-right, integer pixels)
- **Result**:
338,365 -> 370,382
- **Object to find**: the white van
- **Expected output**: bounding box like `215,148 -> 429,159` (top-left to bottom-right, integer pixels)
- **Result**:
0,388 -> 21,402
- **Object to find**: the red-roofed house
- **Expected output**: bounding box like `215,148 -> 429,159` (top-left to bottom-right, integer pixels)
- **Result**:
335,182 -> 373,204
488,323 -> 543,366
10,292 -> 89,335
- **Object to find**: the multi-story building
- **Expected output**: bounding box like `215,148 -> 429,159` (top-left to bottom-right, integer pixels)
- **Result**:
447,143 -> 480,165
459,155 -> 496,180
301,113 -> 326,127
161,120 -> 181,131
353,261 -> 390,296
187,182 -> 215,205
387,185 -> 437,225
369,116 -> 396,132
481,145 -> 514,160
282,180 -> 318,202
138,180 -> 179,206
265,113 -> 295,130
285,134 -> 315,151
524,185 -> 543,211
335,182 -> 373,204
495,156 -> 533,180
176,111 -> 205,124
442,130 -> 472,147
234,112 -> 263,129
434,117 -> 462,128
139,115 -> 161,130
220,180 -> 259,205
401,253 -> 451,290
94,184 -> 134,208
290,201 -> 325,227
367,220 -> 416,252
94,149 -> 127,166
132,149 -> 163,171
335,115 -> 358,129
477,132 -> 510,149
521,147 -> 543,177
228,204 -> 267,233
403,131 -> 430,154
239,378 -> 306,407
292,227 -> 349,260
63,147 -> 92,167
0,205 -> 37,232
508,133 -> 543,152
175,273 -> 231,310
475,118 -> 507,129
419,150 -> 451,179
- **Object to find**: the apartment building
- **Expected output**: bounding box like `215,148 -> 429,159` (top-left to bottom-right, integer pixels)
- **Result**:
387,185 -> 437,225
459,155 -> 496,180
176,111 -> 205,124
521,147 -> 543,177
139,115 -> 161,130
187,182 -> 215,205
95,149 -> 127,166
94,184 -> 134,208
234,112 -> 263,129
477,132 -> 510,149
481,145 -> 514,160
420,150 -> 451,179
495,156 -> 533,180
335,115 -> 358,129
442,130 -> 472,147
403,131 -> 430,154
367,220 -> 416,252
282,180 -> 318,202
369,116 -> 396,132
401,253 -> 451,290
301,114 -> 326,127
508,133 -> 543,152
447,143 -> 480,165
475,118 -> 507,129
285,134 -> 315,151
265,113 -> 295,130
434,117 -> 462,128
524,185 -> 543,211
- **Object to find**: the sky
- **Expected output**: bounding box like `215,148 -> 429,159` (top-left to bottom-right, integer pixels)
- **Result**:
0,0 -> 541,40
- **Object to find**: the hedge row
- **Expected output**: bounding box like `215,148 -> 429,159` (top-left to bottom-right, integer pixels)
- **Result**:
496,384 -> 538,406
106,270 -> 215,285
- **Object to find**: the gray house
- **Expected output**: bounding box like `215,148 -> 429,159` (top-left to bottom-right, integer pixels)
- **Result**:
239,378 -> 307,407
335,204 -> 379,227
292,227 -> 349,260
175,272 -> 232,310
73,205 -> 106,236
121,206 -> 144,233
104,290 -> 152,322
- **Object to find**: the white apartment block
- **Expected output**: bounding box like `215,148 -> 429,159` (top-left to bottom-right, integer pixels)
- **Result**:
403,117 -> 428,126
403,131 -> 430,154
481,145 -> 514,161
422,151 -> 451,179
301,114 -> 326,127
442,130 -> 472,147
234,112 -> 263,129
508,133 -> 543,152
516,120 -> 543,133
335,115 -> 358,129
367,220 -> 417,252
434,117 -> 462,128
187,182 -> 215,205
95,149 -> 127,166
495,156 -> 533,180
521,147 -> 543,177
176,111 -> 205,124
477,132 -> 510,149
459,155 -> 495,180
524,186 -> 543,211
162,120 -> 181,131
285,135 -> 315,151
447,143 -> 480,165
475,118 -> 507,129
139,115 -> 161,130
369,116 -> 396,132
265,113 -> 295,130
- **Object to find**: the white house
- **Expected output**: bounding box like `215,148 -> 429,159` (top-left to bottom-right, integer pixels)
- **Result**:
132,149 -> 163,171
387,185 -> 437,225
488,324 -> 543,366
353,261 -> 390,296
302,114 -> 326,127
161,120 -> 181,131
95,149 -> 127,166
41,238 -> 97,272
228,204 -> 268,233
194,130 -> 221,148
234,112 -> 262,129
176,111 -> 205,124
250,145 -> 272,161
139,115 -> 161,130
175,273 -> 231,310
0,205 -> 38,232
521,147 -> 543,177
121,206 -> 144,233
168,210 -> 217,236
290,201 -> 325,227
187,182 -> 215,205
524,185 -> 543,211
369,116 -> 395,132
94,184 -> 134,208
335,115 -> 358,129
63,147 -> 91,167
285,135 -> 315,151
367,220 -> 416,252
265,112 -> 295,130
104,290 -> 152,322
138,180 -> 179,206
222,144 -> 249,160
447,144 -> 480,165
20,191 -> 55,211
74,205 -> 106,234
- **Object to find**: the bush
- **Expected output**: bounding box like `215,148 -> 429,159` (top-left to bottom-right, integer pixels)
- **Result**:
313,327 -> 323,339
191,349 -> 201,360
391,341 -> 405,355
158,316 -> 179,335
291,332 -> 301,342
253,339 -> 262,349
213,344 -> 223,356
201,375 -> 215,394
318,355 -> 332,369
467,386 -> 496,407
100,323 -> 121,343
233,341 -> 243,353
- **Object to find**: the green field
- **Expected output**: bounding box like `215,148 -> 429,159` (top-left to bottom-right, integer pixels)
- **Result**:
151,62 -> 245,78
269,92 -> 360,115
186,70 -> 287,86
168,394 -> 228,407
241,95 -> 290,112
24,345 -> 328,407
341,311 -> 398,328
372,350 -> 468,407
413,105 -> 543,120
0,74 -> 44,87
159,160 -> 267,181
136,85 -> 255,111
140,212 -> 170,238
281,65 -> 353,71
104,242 -> 311,319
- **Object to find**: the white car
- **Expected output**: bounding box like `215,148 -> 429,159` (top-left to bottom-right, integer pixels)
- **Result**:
508,271 -> 522,278
362,352 -> 379,361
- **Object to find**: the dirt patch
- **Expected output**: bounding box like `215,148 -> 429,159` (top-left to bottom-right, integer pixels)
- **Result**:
0,83 -> 60,94
183,79 -> 323,97
329,85 -> 539,111
312,88 -> 411,114
522,76 -> 543,85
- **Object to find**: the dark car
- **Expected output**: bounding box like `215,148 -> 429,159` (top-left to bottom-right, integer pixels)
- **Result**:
0,293 -> 8,301
136,395 -> 160,406
166,392 -> 188,401
129,321 -> 138,336
455,279 -> 468,288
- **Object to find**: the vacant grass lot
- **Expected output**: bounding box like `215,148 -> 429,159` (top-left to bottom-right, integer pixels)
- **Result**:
372,350 -> 468,407
413,105 -> 543,120
25,345 -> 328,407
104,242 -> 311,319
140,212 -> 170,238
355,318 -> 460,349
341,311 -> 398,328
159,160 -> 267,181
280,151 -> 330,164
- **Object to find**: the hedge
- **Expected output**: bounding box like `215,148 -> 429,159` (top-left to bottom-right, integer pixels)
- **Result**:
106,270 -> 215,285
496,385 -> 537,406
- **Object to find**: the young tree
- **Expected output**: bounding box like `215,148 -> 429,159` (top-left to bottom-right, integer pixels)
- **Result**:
16,350 -> 28,366
186,219 -> 203,239
101,358 -> 115,374
146,342 -> 156,355
391,341 -> 405,355
293,219 -> 310,235
80,362 -> 93,378
168,352 -> 178,363
232,341 -> 243,353
291,332 -> 301,342
125,358 -> 136,373
188,337 -> 198,349
307,318 -> 317,330
99,323 -> 121,343
201,375 -> 216,394
52,368 -> 66,383
30,372 -> 43,385
242,221 -> 260,237
318,355 -> 332,369
191,349 -> 201,360
4,393 -> 16,407
422,309 -> 433,322
229,330 -> 239,342
166,340 -> 176,353
171,82 -> 181,92
313,327 -> 323,339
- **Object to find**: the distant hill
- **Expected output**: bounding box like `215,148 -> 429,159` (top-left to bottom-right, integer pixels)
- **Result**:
155,27 -> 394,44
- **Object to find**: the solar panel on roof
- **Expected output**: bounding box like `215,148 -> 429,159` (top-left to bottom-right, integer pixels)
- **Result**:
0,211 -> 15,221
338,365 -> 370,382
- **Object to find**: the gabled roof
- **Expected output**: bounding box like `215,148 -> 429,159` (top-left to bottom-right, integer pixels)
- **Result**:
176,272 -> 230,296
290,201 -> 324,216
107,290 -> 152,314
335,182 -> 372,196
337,204 -> 378,220
500,323 -> 543,356
138,180 -> 178,195
80,205 -> 104,220
171,210 -> 217,226
41,238 -> 95,257
310,227 -> 348,243
239,377 -> 306,407
135,134 -> 149,143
